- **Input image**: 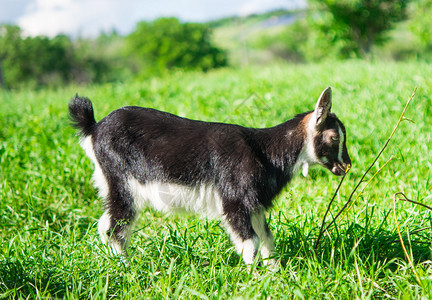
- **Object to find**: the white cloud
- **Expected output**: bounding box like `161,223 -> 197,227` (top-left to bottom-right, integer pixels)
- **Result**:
18,0 -> 144,37
16,0 -> 306,37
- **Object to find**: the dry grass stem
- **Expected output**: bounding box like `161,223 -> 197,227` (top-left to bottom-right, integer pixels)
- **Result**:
392,192 -> 423,286
339,155 -> 395,221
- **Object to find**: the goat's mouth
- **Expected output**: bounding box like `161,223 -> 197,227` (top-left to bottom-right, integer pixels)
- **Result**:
331,162 -> 350,176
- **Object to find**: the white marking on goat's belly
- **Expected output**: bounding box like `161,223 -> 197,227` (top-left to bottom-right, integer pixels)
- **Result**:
127,177 -> 224,219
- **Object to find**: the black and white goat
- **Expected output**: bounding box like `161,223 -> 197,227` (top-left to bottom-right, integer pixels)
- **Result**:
69,87 -> 351,265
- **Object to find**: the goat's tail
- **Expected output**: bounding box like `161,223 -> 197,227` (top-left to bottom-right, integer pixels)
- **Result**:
68,94 -> 97,136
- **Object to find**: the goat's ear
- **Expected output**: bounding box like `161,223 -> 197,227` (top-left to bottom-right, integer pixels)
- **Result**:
313,87 -> 332,127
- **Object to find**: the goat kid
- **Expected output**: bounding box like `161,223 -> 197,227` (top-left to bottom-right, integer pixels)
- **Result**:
69,87 -> 351,265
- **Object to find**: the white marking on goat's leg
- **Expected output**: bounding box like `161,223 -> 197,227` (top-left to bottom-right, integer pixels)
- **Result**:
98,211 -> 122,254
98,211 -> 111,245
98,211 -> 131,256
225,222 -> 258,265
241,238 -> 257,265
251,210 -> 276,265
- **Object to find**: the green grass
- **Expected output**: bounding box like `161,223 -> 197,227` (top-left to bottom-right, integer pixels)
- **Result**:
1,60 -> 432,299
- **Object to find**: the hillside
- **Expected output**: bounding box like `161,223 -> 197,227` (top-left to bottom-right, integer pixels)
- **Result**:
208,9 -> 305,66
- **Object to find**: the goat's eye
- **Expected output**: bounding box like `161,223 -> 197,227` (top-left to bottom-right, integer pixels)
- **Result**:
331,136 -> 339,142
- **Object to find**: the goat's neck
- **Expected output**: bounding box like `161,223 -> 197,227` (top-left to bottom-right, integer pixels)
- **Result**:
256,119 -> 312,179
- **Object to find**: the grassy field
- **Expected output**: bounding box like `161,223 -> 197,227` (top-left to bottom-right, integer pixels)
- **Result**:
1,60 -> 432,299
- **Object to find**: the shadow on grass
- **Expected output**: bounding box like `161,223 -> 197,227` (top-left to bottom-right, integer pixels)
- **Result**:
277,210 -> 432,269
0,259 -> 67,298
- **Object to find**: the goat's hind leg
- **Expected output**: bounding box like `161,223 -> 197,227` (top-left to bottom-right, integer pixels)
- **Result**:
98,184 -> 137,257
224,205 -> 258,265
251,209 -> 277,266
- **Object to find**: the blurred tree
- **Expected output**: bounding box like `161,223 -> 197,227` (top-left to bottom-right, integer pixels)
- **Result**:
127,17 -> 227,74
410,0 -> 432,50
0,25 -> 74,87
0,59 -> 4,88
0,25 -> 27,87
0,24 -> 124,88
70,37 -> 110,83
308,0 -> 410,58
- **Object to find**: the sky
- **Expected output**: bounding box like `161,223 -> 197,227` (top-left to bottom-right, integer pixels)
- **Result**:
0,0 -> 306,37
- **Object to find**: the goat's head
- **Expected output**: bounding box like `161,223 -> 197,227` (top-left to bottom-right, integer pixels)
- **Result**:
305,87 -> 351,176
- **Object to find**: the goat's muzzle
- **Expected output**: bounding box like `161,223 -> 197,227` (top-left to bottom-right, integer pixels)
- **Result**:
331,160 -> 351,176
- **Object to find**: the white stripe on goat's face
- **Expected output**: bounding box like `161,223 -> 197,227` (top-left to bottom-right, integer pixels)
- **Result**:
337,125 -> 345,163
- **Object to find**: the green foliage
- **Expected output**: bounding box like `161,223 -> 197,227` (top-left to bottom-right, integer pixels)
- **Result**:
0,25 -> 123,89
409,0 -> 432,52
0,18 -> 228,88
126,17 -> 227,75
1,61 -> 432,298
0,26 -> 75,88
307,0 -> 410,58
70,33 -> 131,84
